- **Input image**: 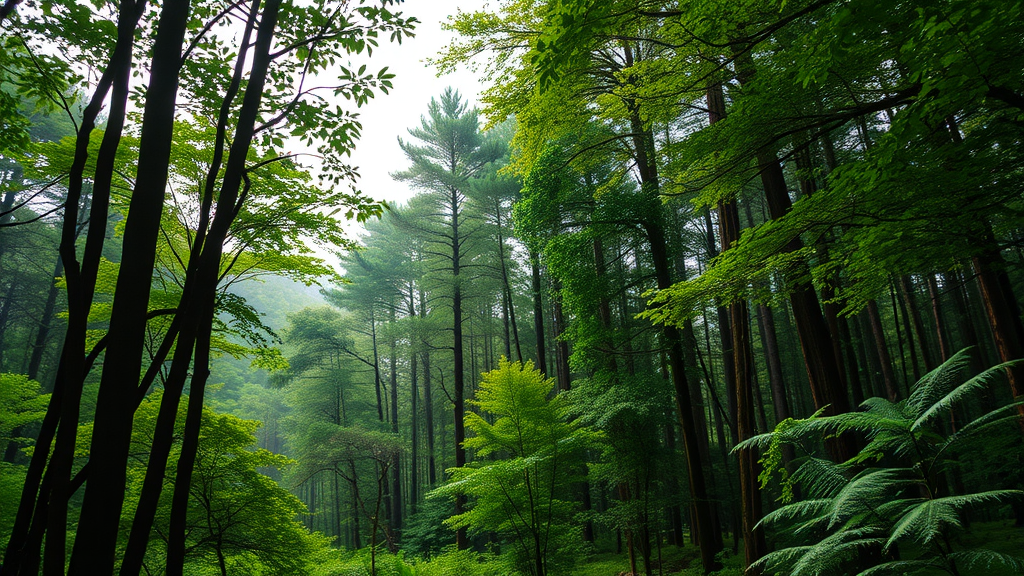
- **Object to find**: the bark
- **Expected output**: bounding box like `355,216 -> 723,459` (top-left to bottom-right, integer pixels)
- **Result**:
389,306 -> 402,537
165,2 -> 283,570
972,232 -> 1024,419
757,153 -> 855,459
0,281 -> 16,372
944,272 -> 984,374
496,203 -> 522,362
717,193 -> 767,571
420,288 -> 436,486
409,290 -> 420,511
867,300 -> 900,401
451,179 -> 467,550
531,251 -> 547,375
551,278 -> 571,392
900,276 -> 937,371
25,256 -> 62,382
44,0 -> 155,571
622,75 -> 720,569
927,274 -> 951,362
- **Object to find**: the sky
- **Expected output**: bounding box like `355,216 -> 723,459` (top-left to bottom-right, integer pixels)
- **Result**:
345,0 -> 485,207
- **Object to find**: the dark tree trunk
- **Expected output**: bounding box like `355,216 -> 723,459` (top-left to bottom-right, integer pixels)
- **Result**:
717,192 -> 766,571
867,300 -> 901,401
927,274 -> 951,362
420,288 -> 436,487
531,251 -> 547,375
900,276 -> 937,371
451,180 -> 468,550
409,290 -> 420,511
389,305 -> 402,538
67,1 -> 187,573
551,279 -> 571,392
25,256 -> 63,383
972,232 -> 1024,419
622,71 -> 720,569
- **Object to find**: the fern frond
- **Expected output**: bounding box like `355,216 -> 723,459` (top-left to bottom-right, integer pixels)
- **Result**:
885,491 -> 1021,550
789,528 -> 886,576
936,401 -> 1024,458
829,468 -> 915,529
913,359 -> 1024,432
756,499 -> 832,530
949,549 -> 1024,573
792,457 -> 848,499
856,559 -> 939,576
907,348 -> 973,417
861,396 -> 915,422
800,410 -> 912,440
750,545 -> 814,574
734,430 -> 777,453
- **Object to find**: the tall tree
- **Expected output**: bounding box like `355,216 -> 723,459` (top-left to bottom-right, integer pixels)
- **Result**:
393,88 -> 503,548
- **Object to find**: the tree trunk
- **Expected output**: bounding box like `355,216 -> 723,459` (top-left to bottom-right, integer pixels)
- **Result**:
531,251 -> 547,376
867,300 -> 900,401
716,191 -> 766,571
409,290 -> 420,511
927,274 -> 951,362
451,180 -> 468,549
389,305 -> 402,538
551,278 -> 571,392
622,76 -> 721,569
67,1 -> 187,572
972,232 -> 1024,418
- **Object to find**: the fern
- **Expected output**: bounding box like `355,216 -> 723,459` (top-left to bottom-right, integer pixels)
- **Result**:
912,358 -> 1023,432
886,491 -> 1023,550
751,350 -> 1024,576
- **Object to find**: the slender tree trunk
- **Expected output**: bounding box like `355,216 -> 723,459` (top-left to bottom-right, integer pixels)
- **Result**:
867,300 -> 900,401
409,290 -> 420,511
420,287 -> 437,486
900,276 -> 937,371
621,77 -> 720,568
531,251 -> 547,376
389,305 -> 402,538
451,181 -> 468,549
551,279 -> 571,392
972,232 -> 1024,418
717,190 -> 766,571
25,256 -> 63,382
68,1 -> 190,572
927,274 -> 951,362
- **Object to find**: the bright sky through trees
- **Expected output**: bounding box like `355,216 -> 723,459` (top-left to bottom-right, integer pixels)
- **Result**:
348,0 -> 482,205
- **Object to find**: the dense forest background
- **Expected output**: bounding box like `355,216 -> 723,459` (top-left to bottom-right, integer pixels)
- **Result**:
1,0 -> 1024,575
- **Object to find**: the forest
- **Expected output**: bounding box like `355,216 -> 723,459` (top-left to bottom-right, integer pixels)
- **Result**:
1,0 -> 1024,575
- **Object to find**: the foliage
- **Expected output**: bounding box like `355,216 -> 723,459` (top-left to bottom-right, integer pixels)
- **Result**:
739,350 -> 1024,576
122,392 -> 331,575
432,358 -> 595,575
411,548 -> 504,576
0,374 -> 48,456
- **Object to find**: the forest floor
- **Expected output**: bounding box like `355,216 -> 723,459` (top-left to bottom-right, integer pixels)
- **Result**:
576,537 -> 744,576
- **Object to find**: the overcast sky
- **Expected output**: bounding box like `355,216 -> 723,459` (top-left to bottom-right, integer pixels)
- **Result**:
346,0 -> 484,207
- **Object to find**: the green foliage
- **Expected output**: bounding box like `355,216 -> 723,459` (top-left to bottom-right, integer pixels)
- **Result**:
124,392 -> 331,575
0,373 -> 48,456
401,499 -> 456,559
431,358 -> 594,575
0,461 -> 27,551
740,351 -> 1024,575
412,548 -> 503,576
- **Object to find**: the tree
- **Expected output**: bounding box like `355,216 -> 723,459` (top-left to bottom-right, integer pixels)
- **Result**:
392,88 -> 504,549
3,2 -> 414,574
434,358 -> 594,576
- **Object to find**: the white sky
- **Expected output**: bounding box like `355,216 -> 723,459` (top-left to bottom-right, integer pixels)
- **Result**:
346,0 -> 484,207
